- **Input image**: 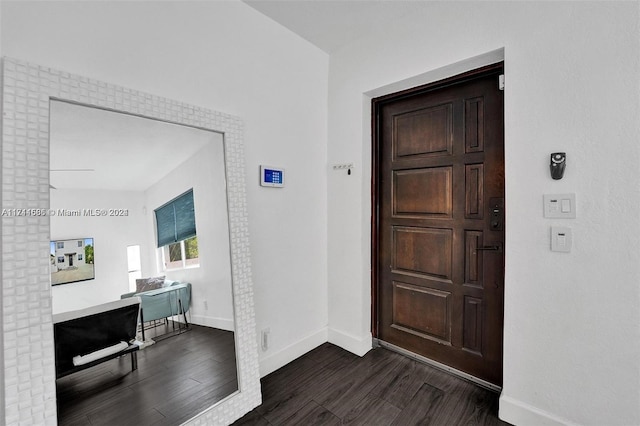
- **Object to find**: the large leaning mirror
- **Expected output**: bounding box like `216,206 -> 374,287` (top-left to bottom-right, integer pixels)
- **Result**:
50,100 -> 239,425
1,58 -> 261,425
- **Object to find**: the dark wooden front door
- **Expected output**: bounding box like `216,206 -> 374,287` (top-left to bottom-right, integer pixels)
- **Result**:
373,64 -> 505,386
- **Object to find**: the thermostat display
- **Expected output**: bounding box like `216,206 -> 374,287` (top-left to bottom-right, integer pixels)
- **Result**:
260,165 -> 284,187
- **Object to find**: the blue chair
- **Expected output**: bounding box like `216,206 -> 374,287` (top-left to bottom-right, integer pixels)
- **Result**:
121,280 -> 191,340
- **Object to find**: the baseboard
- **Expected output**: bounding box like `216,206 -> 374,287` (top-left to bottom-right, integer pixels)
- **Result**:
328,328 -> 372,357
187,314 -> 234,332
259,327 -> 328,377
499,394 -> 576,426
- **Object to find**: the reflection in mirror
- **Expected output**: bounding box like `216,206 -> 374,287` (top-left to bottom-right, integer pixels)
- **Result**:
49,100 -> 238,425
2,57 -> 260,425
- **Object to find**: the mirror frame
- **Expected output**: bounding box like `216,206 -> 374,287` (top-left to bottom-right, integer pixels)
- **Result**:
1,57 -> 261,424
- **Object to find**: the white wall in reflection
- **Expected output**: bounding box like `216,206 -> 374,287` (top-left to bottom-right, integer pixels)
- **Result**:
50,101 -> 234,330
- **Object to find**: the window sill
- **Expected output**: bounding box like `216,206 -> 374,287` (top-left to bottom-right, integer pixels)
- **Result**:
163,264 -> 200,272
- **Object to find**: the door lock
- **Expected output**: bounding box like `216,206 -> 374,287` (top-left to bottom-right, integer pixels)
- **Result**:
489,197 -> 504,231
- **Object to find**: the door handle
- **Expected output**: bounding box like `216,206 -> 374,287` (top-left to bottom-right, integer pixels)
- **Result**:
475,243 -> 503,253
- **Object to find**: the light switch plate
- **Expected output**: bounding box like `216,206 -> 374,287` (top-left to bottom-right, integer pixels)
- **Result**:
551,226 -> 572,252
544,193 -> 576,218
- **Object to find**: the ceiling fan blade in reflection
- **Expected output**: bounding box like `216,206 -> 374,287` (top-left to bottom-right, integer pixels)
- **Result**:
49,169 -> 95,172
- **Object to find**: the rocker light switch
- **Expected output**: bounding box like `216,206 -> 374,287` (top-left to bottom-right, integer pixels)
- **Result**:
544,193 -> 576,219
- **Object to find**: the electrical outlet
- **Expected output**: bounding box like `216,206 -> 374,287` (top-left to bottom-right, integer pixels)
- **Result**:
261,328 -> 271,351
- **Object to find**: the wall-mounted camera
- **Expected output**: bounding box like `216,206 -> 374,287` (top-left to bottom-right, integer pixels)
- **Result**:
550,152 -> 566,180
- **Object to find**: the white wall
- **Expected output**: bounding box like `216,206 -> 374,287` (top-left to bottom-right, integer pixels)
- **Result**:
143,139 -> 235,331
0,4 -> 5,422
50,189 -> 146,314
327,2 -> 640,425
9,2 -> 635,425
1,0 -> 329,377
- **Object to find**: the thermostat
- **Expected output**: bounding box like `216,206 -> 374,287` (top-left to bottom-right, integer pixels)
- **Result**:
260,165 -> 285,187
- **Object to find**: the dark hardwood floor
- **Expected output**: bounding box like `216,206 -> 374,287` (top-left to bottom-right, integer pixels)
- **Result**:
56,322 -> 237,425
234,343 -> 510,426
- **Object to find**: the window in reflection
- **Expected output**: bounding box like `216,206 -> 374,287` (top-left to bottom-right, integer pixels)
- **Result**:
127,245 -> 142,292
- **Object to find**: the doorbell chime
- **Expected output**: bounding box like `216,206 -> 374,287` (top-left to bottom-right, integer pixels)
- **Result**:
550,152 -> 566,180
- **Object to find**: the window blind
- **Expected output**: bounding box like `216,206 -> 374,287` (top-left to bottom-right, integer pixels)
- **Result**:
154,189 -> 196,248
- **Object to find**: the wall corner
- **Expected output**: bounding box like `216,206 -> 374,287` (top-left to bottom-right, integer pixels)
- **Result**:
327,327 -> 372,357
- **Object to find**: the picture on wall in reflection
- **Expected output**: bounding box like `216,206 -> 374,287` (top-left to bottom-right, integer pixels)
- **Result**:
50,237 -> 95,286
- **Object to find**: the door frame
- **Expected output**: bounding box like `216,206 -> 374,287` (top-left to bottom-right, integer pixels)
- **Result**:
370,63 -> 505,381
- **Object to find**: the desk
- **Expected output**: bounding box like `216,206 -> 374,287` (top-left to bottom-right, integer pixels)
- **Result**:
53,298 -> 140,378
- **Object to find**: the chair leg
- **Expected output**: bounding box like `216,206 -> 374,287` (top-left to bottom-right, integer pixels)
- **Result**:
131,351 -> 138,371
179,299 -> 189,328
140,309 -> 145,341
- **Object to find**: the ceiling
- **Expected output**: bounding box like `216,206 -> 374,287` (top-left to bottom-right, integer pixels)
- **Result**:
50,101 -> 220,191
243,0 -> 433,54
50,1 -> 433,191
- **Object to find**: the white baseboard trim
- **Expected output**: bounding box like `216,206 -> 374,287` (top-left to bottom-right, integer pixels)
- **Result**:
259,327 -> 328,378
328,328 -> 372,357
188,314 -> 234,332
499,394 -> 576,426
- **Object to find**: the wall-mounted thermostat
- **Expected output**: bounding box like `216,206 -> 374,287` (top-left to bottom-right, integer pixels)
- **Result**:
551,226 -> 572,253
260,165 -> 285,187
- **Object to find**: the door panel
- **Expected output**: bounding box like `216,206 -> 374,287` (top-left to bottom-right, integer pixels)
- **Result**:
392,226 -> 452,280
393,167 -> 452,217
373,64 -> 504,386
464,97 -> 485,153
394,103 -> 453,158
462,295 -> 484,354
465,164 -> 484,218
392,281 -> 451,342
464,230 -> 484,287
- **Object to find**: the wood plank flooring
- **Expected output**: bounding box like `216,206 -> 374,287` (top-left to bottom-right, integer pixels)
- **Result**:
234,343 -> 510,426
56,323 -> 237,425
